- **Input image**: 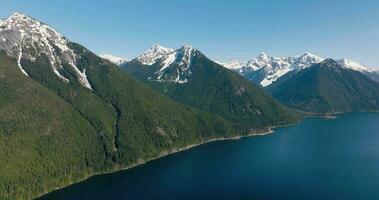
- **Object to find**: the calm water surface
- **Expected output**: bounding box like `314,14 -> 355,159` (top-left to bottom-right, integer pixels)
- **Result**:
40,113 -> 379,200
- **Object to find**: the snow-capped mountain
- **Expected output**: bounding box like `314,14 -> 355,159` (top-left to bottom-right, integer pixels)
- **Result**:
336,58 -> 379,82
292,52 -> 323,70
222,52 -> 379,86
222,52 -> 323,87
219,59 -> 244,70
0,12 -> 92,89
99,54 -> 128,65
131,44 -> 199,83
136,44 -> 175,65
336,58 -> 374,73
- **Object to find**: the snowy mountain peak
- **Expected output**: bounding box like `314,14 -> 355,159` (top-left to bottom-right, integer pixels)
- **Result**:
337,58 -> 373,73
257,52 -> 269,63
220,52 -> 324,87
180,44 -> 194,49
134,44 -> 201,84
302,52 -> 319,58
136,44 -> 174,65
0,12 -> 92,89
99,54 -> 129,65
221,59 -> 244,70
293,52 -> 323,70
150,43 -> 173,52
177,44 -> 198,59
7,12 -> 30,21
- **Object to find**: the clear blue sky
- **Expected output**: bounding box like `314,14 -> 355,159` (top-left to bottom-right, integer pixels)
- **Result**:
1,0 -> 378,67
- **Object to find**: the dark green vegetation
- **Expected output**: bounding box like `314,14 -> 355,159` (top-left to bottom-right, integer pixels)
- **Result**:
123,52 -> 299,128
41,113 -> 379,200
268,59 -> 379,114
0,41 -> 299,199
0,47 -> 241,200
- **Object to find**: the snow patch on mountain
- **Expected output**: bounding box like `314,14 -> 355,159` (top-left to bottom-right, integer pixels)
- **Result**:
99,54 -> 129,65
0,12 -> 92,89
222,52 -> 323,87
222,52 -> 379,86
136,44 -> 174,65
219,59 -> 244,70
292,52 -> 323,70
337,58 -> 374,73
135,44 -> 198,84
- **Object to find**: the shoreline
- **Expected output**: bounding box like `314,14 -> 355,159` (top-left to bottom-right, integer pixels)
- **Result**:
35,128 -> 275,199
35,120 -> 302,199
34,112 -> 377,199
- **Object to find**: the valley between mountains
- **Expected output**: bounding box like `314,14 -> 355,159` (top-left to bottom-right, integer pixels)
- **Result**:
0,12 -> 378,200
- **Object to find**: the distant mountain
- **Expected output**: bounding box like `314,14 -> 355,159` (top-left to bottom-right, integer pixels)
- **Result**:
122,44 -> 299,127
221,52 -> 323,86
222,53 -> 379,86
337,58 -> 379,82
0,13 -> 270,200
99,54 -> 129,65
267,59 -> 379,114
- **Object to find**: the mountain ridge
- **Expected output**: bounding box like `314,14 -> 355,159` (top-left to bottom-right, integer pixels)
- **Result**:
267,58 -> 379,114
221,52 -> 379,86
122,44 -> 299,128
0,13 -> 299,200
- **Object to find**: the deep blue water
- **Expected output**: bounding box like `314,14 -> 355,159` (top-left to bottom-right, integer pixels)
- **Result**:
40,113 -> 379,200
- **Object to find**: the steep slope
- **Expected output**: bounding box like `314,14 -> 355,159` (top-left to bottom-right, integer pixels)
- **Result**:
122,45 -> 299,128
268,59 -> 379,114
0,51 -> 109,200
0,13 -> 242,200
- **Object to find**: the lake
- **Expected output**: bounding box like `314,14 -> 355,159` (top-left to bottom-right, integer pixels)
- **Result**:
39,113 -> 379,200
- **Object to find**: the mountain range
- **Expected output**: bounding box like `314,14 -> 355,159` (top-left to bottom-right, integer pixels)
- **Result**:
122,44 -> 298,127
104,48 -> 379,88
268,59 -> 379,114
119,44 -> 379,115
220,53 -> 379,87
1,12 -> 379,200
0,13 -> 298,200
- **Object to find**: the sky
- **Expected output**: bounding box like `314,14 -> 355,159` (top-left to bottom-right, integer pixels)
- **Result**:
1,0 -> 379,67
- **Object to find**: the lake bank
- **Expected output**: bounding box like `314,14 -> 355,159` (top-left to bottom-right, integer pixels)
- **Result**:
36,121 -> 298,199
40,113 -> 379,200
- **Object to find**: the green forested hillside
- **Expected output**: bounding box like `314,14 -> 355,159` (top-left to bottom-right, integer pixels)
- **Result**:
0,13 -> 298,200
0,48 -> 240,200
123,52 -> 299,128
268,59 -> 379,114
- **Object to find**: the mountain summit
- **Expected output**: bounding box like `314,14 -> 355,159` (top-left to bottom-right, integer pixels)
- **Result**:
222,52 -> 378,86
0,13 -> 299,199
130,44 -> 200,83
122,45 -> 299,127
0,12 -> 92,89
268,59 -> 379,114
221,52 -> 323,87
99,54 -> 129,65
